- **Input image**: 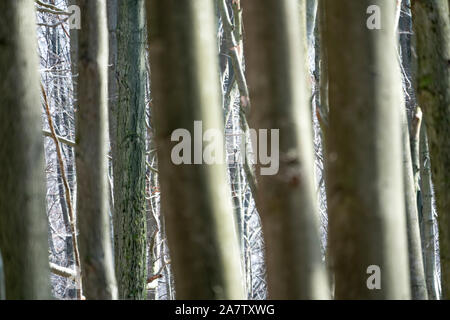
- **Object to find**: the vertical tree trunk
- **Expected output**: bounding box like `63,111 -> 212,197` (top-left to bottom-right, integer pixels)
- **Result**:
317,0 -> 329,131
113,0 -> 147,299
147,0 -> 245,299
323,0 -> 410,299
306,0 -> 318,46
420,123 -> 439,300
412,0 -> 450,299
107,0 -> 119,155
76,0 -> 118,300
0,0 -> 51,300
243,0 -> 329,299
401,105 -> 428,299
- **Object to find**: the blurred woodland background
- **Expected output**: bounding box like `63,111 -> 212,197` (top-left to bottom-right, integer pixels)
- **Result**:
0,0 -> 449,300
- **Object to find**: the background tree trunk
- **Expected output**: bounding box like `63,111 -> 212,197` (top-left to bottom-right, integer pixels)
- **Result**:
400,105 -> 428,299
0,0 -> 51,300
76,0 -> 118,300
113,0 -> 147,299
107,0 -> 118,156
412,0 -> 450,299
243,0 -> 329,299
420,123 -> 439,300
323,0 -> 410,299
147,0 -> 245,299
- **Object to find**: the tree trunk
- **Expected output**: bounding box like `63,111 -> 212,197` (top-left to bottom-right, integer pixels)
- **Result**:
107,0 -> 119,156
412,0 -> 450,299
323,0 -> 410,299
243,0 -> 329,299
401,105 -> 428,299
113,0 -> 148,299
0,0 -> 51,299
420,122 -> 439,300
147,0 -> 245,299
306,0 -> 318,46
76,0 -> 118,300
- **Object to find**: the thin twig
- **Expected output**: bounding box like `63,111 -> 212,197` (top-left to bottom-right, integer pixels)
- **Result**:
41,83 -> 82,299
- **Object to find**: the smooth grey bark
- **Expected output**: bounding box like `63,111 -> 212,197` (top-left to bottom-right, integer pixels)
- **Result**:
401,106 -> 428,300
76,0 -> 118,300
0,0 -> 51,300
420,123 -> 439,300
323,0 -> 410,299
147,0 -> 244,299
412,0 -> 450,299
243,0 -> 329,299
113,0 -> 147,299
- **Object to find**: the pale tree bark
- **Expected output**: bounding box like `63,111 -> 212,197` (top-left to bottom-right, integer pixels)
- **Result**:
412,0 -> 450,299
113,0 -> 147,299
147,0 -> 244,299
243,0 -> 329,299
0,0 -> 51,300
317,0 -> 329,131
401,105 -> 428,299
323,0 -> 410,299
420,123 -> 439,300
306,0 -> 318,46
76,0 -> 118,300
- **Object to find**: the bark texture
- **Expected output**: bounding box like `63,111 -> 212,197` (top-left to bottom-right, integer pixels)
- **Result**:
0,0 -> 51,300
323,0 -> 410,299
401,106 -> 428,299
243,0 -> 329,299
412,0 -> 450,299
76,0 -> 118,300
113,0 -> 148,299
147,0 -> 244,299
420,123 -> 439,300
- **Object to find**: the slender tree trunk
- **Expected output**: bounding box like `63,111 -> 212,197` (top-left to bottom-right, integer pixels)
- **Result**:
323,0 -> 410,299
401,105 -> 428,299
317,0 -> 329,131
420,122 -> 439,300
113,0 -> 147,299
306,0 -> 318,47
107,0 -> 118,155
412,0 -> 450,299
76,0 -> 118,300
0,0 -> 51,300
147,0 -> 245,299
243,0 -> 329,299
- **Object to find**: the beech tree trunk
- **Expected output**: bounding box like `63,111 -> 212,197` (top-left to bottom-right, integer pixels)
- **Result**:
76,0 -> 118,300
243,0 -> 329,299
412,0 -> 450,299
147,0 -> 244,299
0,0 -> 51,300
323,0 -> 410,299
